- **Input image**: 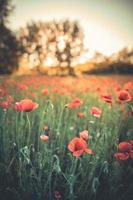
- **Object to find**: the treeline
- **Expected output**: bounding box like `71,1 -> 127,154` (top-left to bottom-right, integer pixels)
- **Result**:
86,48 -> 133,74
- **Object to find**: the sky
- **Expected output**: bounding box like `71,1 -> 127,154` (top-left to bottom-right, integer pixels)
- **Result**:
10,0 -> 133,56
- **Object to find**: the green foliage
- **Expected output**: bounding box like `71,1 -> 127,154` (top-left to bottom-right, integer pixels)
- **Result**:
0,0 -> 20,74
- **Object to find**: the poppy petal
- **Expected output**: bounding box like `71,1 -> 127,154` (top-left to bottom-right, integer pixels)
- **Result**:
73,150 -> 84,157
85,148 -> 93,154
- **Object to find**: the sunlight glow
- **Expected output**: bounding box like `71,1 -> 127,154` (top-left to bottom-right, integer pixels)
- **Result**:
81,20 -> 123,56
44,56 -> 56,67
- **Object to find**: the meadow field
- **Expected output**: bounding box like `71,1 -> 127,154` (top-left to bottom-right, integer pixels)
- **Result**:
0,75 -> 133,200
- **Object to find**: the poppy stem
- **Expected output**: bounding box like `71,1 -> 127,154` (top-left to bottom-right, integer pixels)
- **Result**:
26,113 -> 31,145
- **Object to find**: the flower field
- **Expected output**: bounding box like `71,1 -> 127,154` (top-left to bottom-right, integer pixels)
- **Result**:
0,75 -> 133,200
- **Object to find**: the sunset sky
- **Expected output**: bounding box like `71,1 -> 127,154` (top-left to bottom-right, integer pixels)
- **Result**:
10,0 -> 133,56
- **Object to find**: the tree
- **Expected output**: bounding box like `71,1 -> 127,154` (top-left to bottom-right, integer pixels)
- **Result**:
0,0 -> 13,25
0,0 -> 19,74
18,20 -> 85,75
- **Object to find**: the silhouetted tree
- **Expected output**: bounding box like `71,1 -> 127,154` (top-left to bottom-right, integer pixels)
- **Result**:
0,0 -> 13,25
0,0 -> 19,74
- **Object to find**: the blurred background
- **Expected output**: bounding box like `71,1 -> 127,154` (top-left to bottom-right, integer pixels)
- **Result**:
0,0 -> 133,75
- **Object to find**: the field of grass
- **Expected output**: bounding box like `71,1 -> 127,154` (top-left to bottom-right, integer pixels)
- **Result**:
0,75 -> 133,200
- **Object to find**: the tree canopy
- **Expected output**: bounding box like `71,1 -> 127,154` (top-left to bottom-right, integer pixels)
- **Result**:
18,20 -> 85,74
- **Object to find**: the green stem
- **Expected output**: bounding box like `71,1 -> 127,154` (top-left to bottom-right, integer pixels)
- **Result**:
26,113 -> 31,145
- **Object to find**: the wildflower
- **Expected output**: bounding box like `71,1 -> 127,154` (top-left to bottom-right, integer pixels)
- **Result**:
0,101 -> 9,109
117,90 -> 132,103
19,84 -> 28,91
68,137 -> 92,157
89,120 -> 94,124
129,140 -> 133,147
28,92 -> 36,98
77,112 -> 85,118
114,140 -> 133,162
101,94 -> 112,105
66,98 -> 83,109
0,88 -> 7,97
114,152 -> 129,161
79,130 -> 89,141
14,99 -> 38,112
54,191 -> 61,199
41,89 -> 49,96
90,107 -> 102,118
115,84 -> 121,92
124,82 -> 132,91
118,142 -> 132,153
40,135 -> 49,141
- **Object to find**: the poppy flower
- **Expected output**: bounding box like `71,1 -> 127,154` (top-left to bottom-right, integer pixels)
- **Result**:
0,101 -> 9,109
54,191 -> 61,199
79,130 -> 89,141
101,94 -> 112,104
14,99 -> 38,112
118,142 -> 132,153
28,92 -> 36,98
19,84 -> 28,91
90,107 -> 102,118
40,135 -> 49,141
66,98 -> 83,109
117,90 -> 132,103
68,137 -> 92,157
129,140 -> 133,147
41,89 -> 49,96
114,152 -> 129,161
124,82 -> 132,91
77,112 -> 85,118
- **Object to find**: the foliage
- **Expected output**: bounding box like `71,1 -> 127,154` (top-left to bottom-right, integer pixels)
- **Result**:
17,20 -> 85,74
0,0 -> 20,74
0,0 -> 13,25
86,48 -> 133,75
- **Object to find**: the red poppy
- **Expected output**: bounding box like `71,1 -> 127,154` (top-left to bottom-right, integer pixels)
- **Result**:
14,99 -> 38,112
0,101 -> 9,109
28,92 -> 36,98
68,137 -> 92,157
0,88 -> 7,97
77,112 -> 85,118
114,152 -> 129,161
118,142 -> 132,153
124,82 -> 132,91
66,98 -> 83,109
117,90 -> 132,103
54,191 -> 61,199
90,107 -> 102,118
115,84 -> 121,92
79,130 -> 89,141
19,84 -> 28,91
101,94 -> 112,104
41,89 -> 49,96
40,135 -> 49,141
129,140 -> 133,147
